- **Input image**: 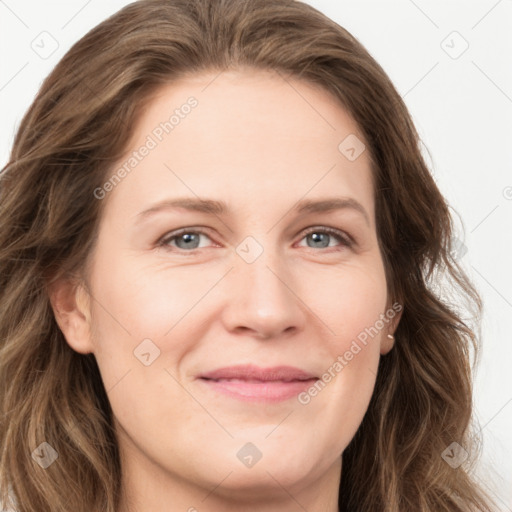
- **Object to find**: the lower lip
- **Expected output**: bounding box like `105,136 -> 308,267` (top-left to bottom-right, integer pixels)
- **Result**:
198,378 -> 318,403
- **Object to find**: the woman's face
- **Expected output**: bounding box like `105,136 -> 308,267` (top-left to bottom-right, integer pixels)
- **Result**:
53,69 -> 400,510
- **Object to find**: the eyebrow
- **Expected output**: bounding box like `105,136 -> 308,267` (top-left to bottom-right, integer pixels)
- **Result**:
135,196 -> 370,226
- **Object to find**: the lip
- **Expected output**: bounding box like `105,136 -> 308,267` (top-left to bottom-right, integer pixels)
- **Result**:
199,364 -> 317,381
197,364 -> 318,403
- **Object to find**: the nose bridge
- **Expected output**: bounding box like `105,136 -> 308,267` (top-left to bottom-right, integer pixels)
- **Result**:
237,234 -> 289,307
223,233 -> 304,337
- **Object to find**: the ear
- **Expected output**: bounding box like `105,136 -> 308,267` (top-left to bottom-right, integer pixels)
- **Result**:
47,276 -> 95,355
380,300 -> 403,355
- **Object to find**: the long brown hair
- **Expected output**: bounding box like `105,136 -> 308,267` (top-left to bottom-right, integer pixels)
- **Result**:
0,0 -> 498,510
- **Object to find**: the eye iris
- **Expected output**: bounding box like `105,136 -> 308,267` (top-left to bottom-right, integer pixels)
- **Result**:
176,233 -> 200,249
308,232 -> 330,248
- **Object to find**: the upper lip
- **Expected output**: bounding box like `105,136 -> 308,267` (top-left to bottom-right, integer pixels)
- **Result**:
198,364 -> 317,382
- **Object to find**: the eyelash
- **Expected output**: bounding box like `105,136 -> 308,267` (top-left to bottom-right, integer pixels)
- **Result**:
157,226 -> 354,254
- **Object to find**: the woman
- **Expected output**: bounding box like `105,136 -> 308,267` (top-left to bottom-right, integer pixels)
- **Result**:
0,0 -> 498,510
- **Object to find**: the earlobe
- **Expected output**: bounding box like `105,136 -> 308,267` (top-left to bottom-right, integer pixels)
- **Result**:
380,303 -> 403,355
47,277 -> 95,355
380,333 -> 395,355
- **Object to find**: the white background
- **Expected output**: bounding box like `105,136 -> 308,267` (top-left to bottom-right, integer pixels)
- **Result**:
1,0 -> 511,509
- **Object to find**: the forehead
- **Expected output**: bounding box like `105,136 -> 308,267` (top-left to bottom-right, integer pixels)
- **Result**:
101,68 -> 375,223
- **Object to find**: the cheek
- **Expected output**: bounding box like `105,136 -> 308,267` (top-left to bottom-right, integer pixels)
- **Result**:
308,259 -> 388,346
87,256 -> 219,397
91,256 -> 210,340
299,260 -> 387,415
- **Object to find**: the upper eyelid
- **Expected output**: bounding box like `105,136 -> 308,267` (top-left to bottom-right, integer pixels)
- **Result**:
158,225 -> 353,247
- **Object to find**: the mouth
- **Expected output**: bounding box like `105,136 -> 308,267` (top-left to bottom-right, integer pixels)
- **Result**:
197,364 -> 319,403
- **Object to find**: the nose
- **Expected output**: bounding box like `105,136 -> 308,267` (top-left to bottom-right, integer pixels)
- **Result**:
220,249 -> 306,340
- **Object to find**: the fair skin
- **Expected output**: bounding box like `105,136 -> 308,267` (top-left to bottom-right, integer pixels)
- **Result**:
50,69 -> 401,512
